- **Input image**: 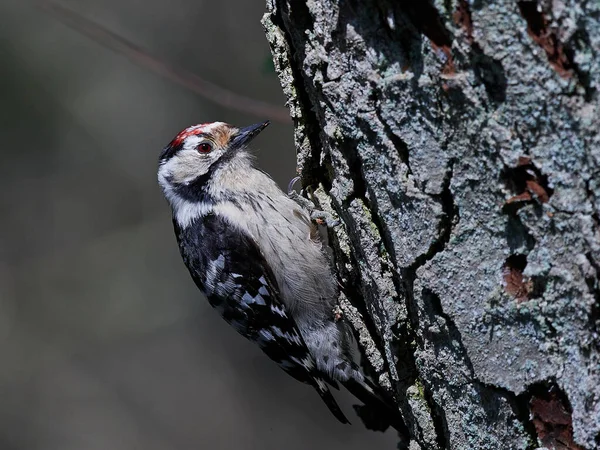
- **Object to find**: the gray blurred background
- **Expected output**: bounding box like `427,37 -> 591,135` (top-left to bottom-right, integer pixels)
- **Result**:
0,1 -> 397,448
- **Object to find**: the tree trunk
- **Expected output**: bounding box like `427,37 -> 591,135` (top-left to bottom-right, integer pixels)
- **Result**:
262,1 -> 599,448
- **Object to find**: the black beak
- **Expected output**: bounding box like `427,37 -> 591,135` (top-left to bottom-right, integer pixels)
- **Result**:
230,121 -> 270,150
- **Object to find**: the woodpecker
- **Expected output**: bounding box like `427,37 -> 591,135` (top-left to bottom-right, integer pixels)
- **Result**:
157,121 -> 400,427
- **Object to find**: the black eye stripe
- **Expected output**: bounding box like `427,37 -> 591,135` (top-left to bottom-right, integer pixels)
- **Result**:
159,133 -> 214,162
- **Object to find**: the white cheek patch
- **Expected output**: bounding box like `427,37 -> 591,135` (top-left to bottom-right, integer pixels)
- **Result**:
161,146 -> 225,186
158,142 -> 229,228
158,173 -> 213,228
170,150 -> 209,184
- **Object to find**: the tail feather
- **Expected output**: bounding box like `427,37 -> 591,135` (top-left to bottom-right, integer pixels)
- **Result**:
313,378 -> 350,424
343,377 -> 407,433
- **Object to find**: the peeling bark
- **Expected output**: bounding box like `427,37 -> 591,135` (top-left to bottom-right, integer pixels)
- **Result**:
262,0 -> 600,448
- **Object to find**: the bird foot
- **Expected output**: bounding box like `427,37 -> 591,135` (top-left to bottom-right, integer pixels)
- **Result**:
288,177 -> 340,228
332,305 -> 343,322
310,210 -> 341,228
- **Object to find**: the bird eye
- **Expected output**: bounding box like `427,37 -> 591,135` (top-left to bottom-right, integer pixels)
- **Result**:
197,142 -> 212,153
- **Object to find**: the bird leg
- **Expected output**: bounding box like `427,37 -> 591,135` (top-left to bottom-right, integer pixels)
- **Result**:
287,177 -> 340,228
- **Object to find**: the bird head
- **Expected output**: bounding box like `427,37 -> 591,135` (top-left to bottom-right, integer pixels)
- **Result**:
158,121 -> 269,201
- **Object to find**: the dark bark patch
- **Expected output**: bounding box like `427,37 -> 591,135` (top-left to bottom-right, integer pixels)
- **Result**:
271,0 -> 324,186
471,47 -> 507,103
451,0 -> 507,103
565,27 -> 597,102
397,2 -> 455,75
516,1 -> 595,100
502,254 -> 546,302
501,156 -> 553,213
516,1 -> 574,79
453,0 -> 473,43
503,255 -> 531,303
336,135 -> 367,203
528,384 -> 583,450
286,0 -> 314,34
505,215 -> 536,253
419,289 -> 454,450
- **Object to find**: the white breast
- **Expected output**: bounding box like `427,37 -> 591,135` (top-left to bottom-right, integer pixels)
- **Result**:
207,158 -> 338,320
212,184 -> 338,320
165,151 -> 339,321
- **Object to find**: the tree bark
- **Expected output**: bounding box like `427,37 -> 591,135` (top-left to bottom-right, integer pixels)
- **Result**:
262,1 -> 599,449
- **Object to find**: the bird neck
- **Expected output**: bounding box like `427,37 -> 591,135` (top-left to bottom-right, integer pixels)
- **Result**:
166,150 -> 261,228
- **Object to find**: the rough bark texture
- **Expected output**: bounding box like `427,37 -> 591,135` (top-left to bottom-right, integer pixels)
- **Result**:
262,1 -> 599,449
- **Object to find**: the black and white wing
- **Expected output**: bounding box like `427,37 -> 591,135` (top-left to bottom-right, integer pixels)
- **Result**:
173,213 -> 349,424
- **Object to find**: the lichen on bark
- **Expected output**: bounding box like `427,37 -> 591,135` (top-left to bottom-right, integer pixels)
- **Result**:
263,0 -> 600,448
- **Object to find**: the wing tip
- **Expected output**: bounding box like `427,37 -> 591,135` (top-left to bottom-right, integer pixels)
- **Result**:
313,378 -> 351,425
343,377 -> 408,433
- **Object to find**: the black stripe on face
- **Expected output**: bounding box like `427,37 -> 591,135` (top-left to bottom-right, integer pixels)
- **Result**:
169,145 -> 246,203
171,170 -> 213,203
170,164 -> 244,210
159,132 -> 211,163
159,142 -> 183,162
174,178 -> 243,210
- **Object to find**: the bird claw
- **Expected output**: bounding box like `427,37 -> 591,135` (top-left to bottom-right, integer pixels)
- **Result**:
288,177 -> 341,228
288,190 -> 315,210
287,176 -> 302,196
